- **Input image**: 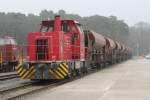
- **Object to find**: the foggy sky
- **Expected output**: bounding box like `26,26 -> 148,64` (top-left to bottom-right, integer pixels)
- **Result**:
0,0 -> 150,26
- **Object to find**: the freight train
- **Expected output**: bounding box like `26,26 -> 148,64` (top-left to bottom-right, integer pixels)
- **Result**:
16,16 -> 132,80
0,36 -> 20,72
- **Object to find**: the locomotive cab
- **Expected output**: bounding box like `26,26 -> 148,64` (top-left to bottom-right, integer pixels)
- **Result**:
27,16 -> 84,61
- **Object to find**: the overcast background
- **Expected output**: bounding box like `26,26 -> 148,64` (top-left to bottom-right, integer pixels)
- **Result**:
0,0 -> 149,26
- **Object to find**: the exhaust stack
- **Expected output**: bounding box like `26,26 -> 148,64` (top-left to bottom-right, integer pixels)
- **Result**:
54,15 -> 61,32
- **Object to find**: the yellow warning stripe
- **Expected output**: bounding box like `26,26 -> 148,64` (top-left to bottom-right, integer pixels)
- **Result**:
50,70 -> 60,79
49,70 -> 60,79
54,69 -> 64,79
59,66 -> 68,75
16,63 -> 22,70
57,67 -> 67,76
48,70 -> 56,79
60,64 -> 68,73
22,66 -> 34,79
17,67 -> 23,74
63,63 -> 69,69
62,63 -> 69,71
27,69 -> 35,79
52,70 -> 61,79
19,69 -> 27,76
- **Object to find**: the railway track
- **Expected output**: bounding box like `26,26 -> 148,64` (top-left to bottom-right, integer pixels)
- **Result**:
0,70 -> 96,99
0,73 -> 19,81
1,79 -> 72,100
0,81 -> 33,93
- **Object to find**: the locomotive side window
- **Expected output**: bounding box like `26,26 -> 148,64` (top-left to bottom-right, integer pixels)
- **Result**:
62,22 -> 69,32
41,26 -> 54,32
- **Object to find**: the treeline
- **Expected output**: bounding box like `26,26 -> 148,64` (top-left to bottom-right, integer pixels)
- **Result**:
129,22 -> 150,56
0,10 -> 129,45
1,10 -> 150,56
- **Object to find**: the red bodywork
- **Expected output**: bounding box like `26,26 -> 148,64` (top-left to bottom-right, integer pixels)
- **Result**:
0,37 -> 19,62
28,16 -> 85,62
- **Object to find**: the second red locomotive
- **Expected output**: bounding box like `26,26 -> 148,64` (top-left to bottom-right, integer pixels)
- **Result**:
0,36 -> 20,72
16,16 -> 132,80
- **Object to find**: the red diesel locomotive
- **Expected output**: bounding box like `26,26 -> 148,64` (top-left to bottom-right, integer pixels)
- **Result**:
16,16 -> 132,80
0,36 -> 20,72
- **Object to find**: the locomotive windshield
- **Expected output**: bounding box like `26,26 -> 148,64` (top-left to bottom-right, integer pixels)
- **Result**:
40,21 -> 54,32
62,21 -> 69,32
40,21 -> 70,33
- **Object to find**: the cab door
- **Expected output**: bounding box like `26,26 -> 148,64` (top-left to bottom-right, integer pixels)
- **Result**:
35,36 -> 52,61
